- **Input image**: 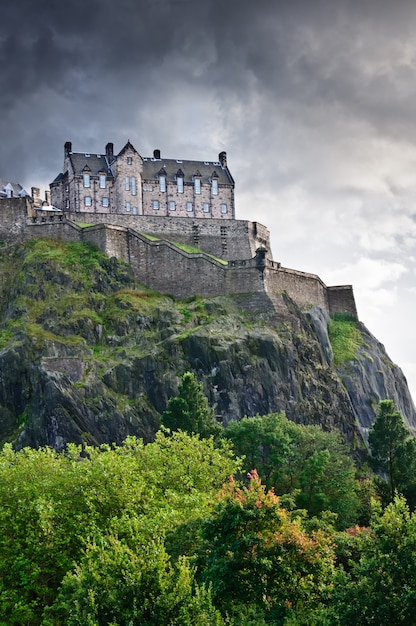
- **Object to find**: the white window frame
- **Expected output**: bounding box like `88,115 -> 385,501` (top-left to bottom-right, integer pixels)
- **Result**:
83,174 -> 90,188
212,179 -> 218,195
131,176 -> 136,196
186,202 -> 193,212
177,177 -> 184,193
159,176 -> 166,192
99,175 -> 106,189
221,203 -> 227,214
153,200 -> 159,210
169,201 -> 176,211
126,201 -> 131,212
102,197 -> 109,207
195,178 -> 201,194
125,176 -> 130,191
84,196 -> 92,207
203,203 -> 209,213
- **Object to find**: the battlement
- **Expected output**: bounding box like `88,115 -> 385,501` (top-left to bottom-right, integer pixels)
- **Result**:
0,197 -> 357,319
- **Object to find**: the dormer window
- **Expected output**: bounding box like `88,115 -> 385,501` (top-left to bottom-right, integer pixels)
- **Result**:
159,176 -> 166,192
177,177 -> 183,193
99,175 -> 106,189
195,178 -> 201,194
83,174 -> 90,188
212,179 -> 218,195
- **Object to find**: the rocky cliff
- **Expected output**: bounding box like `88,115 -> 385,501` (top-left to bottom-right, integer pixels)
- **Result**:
0,239 -> 414,451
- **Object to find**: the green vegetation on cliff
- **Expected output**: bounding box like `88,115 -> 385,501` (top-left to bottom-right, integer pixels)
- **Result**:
328,312 -> 363,366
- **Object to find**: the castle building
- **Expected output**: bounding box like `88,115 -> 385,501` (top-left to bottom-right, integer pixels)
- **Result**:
0,179 -> 30,200
50,141 -> 235,219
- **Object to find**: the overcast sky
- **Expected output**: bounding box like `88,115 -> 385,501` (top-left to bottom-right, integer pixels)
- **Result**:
2,0 -> 416,400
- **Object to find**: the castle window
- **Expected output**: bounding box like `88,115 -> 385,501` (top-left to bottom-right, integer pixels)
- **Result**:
186,202 -> 193,212
195,178 -> 201,194
127,157 -> 132,165
102,197 -> 109,207
83,174 -> 90,188
153,200 -> 159,210
221,203 -> 227,214
84,196 -> 92,207
126,202 -> 131,211
159,176 -> 166,192
132,206 -> 138,215
125,177 -> 130,191
169,201 -> 176,211
65,198 -> 69,209
203,203 -> 209,213
99,175 -> 106,189
212,179 -> 218,195
177,177 -> 183,193
131,176 -> 137,196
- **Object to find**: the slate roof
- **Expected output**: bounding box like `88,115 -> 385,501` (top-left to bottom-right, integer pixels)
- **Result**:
68,153 -> 113,177
0,179 -> 29,198
58,148 -> 234,186
142,157 -> 234,185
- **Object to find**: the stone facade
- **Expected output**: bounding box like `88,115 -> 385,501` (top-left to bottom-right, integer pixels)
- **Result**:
50,142 -> 235,219
0,196 -> 357,319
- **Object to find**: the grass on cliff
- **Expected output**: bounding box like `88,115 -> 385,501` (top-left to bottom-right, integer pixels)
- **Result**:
0,239 -> 224,357
328,312 -> 363,366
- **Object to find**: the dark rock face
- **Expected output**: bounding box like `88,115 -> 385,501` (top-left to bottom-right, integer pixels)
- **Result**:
0,240 -> 414,451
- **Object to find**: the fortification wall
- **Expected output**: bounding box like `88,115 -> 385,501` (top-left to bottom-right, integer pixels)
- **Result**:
0,200 -> 358,319
65,212 -> 270,261
264,262 -> 329,310
83,224 -> 264,298
327,285 -> 357,317
0,198 -> 30,243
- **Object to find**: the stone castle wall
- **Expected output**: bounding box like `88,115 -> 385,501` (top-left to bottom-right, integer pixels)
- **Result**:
0,198 -> 357,317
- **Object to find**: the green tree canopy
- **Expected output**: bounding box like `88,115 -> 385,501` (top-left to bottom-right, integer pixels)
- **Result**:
197,470 -> 335,624
161,372 -> 222,439
223,413 -> 360,529
368,399 -> 416,503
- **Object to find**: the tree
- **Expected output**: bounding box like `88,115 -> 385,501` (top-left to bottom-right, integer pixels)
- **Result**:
161,372 -> 222,438
223,413 -> 360,529
197,470 -> 335,624
368,400 -> 416,502
328,496 -> 416,625
44,524 -> 225,626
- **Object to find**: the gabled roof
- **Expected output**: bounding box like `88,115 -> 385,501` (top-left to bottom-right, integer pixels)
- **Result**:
117,140 -> 140,157
142,158 -> 234,185
68,153 -> 114,177
0,179 -> 30,198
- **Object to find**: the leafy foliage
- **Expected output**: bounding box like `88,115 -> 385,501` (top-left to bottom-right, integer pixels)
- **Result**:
197,470 -> 335,624
223,412 -> 360,529
369,399 -> 416,503
161,372 -> 222,439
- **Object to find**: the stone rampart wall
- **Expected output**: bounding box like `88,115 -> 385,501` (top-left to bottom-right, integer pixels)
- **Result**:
0,199 -> 358,318
65,212 -> 269,261
265,263 -> 329,310
327,285 -> 358,317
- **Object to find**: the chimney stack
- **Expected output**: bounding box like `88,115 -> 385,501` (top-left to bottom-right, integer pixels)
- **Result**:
31,187 -> 41,207
64,141 -> 72,157
153,149 -> 161,159
106,142 -> 114,161
219,151 -> 227,167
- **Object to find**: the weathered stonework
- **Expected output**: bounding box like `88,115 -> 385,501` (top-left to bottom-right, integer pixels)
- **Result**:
0,196 -> 358,319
